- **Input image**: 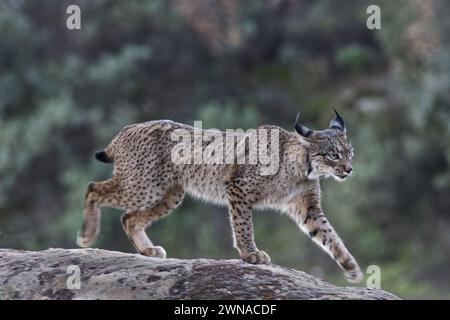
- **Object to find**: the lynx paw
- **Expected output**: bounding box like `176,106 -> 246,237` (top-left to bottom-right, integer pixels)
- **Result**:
141,246 -> 167,258
241,250 -> 271,264
343,264 -> 363,283
76,230 -> 95,248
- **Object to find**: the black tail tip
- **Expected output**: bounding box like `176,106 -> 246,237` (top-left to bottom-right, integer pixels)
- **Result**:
94,150 -> 113,163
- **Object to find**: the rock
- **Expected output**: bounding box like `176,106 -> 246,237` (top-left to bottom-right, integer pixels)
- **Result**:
0,248 -> 399,300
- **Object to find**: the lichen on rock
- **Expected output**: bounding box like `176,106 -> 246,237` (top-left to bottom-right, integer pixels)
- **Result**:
0,248 -> 399,300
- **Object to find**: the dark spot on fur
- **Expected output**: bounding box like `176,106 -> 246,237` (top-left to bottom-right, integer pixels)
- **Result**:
309,228 -> 319,238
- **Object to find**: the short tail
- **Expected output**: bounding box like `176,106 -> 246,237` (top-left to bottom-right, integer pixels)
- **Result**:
94,150 -> 113,163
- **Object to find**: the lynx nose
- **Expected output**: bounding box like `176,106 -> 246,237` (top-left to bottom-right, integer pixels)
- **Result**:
344,163 -> 353,174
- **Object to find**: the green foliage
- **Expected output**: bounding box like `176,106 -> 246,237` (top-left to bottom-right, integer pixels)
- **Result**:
335,44 -> 378,73
197,102 -> 261,129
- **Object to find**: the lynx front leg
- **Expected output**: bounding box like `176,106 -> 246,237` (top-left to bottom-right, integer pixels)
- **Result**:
226,188 -> 270,264
303,212 -> 362,283
288,191 -> 363,283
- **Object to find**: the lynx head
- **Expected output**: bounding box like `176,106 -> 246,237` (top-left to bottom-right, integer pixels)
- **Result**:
295,108 -> 354,182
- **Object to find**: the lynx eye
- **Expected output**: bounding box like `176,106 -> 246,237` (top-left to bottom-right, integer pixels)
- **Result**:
327,153 -> 340,161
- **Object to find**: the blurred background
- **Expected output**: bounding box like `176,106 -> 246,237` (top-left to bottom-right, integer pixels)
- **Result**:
1,0 -> 449,299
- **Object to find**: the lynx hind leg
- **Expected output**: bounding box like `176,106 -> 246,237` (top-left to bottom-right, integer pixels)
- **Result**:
121,186 -> 184,258
77,179 -> 122,248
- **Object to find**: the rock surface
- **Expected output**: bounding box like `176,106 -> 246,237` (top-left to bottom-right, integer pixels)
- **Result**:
0,248 -> 399,300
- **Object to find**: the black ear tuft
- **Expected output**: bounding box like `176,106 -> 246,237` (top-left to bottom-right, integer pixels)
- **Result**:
329,107 -> 345,131
295,112 -> 313,137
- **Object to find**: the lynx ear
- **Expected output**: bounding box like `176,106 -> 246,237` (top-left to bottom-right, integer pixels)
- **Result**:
329,107 -> 345,132
294,112 -> 313,137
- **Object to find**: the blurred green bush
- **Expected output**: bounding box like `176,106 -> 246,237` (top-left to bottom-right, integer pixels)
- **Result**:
0,0 -> 449,299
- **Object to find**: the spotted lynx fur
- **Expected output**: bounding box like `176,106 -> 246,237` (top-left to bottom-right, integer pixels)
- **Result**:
77,110 -> 363,283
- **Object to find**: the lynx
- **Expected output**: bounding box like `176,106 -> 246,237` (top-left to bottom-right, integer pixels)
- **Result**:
77,109 -> 363,283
